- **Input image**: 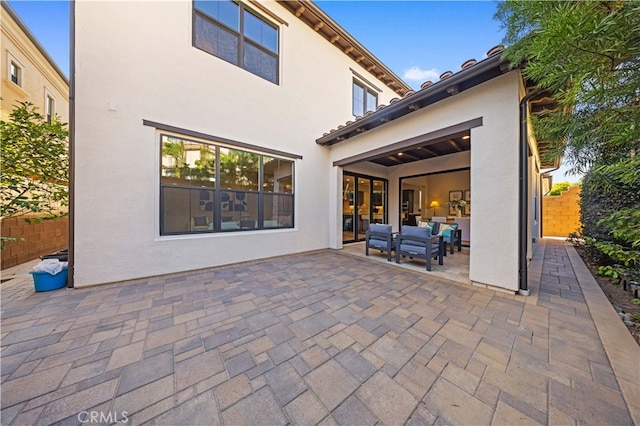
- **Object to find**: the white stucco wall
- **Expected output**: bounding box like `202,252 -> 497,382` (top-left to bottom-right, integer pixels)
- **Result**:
73,0 -> 399,286
328,71 -> 523,291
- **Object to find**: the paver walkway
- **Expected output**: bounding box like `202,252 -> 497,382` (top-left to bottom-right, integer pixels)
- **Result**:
1,239 -> 638,425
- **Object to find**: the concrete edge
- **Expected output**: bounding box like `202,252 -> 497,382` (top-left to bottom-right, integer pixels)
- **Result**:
523,238 -> 546,305
565,242 -> 640,425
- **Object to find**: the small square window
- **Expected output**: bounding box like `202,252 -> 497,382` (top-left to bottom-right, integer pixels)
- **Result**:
10,61 -> 21,86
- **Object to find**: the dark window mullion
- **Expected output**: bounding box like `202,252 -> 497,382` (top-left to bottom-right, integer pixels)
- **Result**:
244,39 -> 278,61
238,3 -> 244,69
214,145 -> 221,232
258,157 -> 264,229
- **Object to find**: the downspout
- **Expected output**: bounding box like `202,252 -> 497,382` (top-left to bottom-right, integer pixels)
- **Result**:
518,88 -> 543,296
67,0 -> 75,288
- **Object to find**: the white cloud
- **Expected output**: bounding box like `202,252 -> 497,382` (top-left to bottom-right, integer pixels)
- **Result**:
402,66 -> 440,82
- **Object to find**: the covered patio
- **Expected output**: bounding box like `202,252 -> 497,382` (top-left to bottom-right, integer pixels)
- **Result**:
342,241 -> 471,287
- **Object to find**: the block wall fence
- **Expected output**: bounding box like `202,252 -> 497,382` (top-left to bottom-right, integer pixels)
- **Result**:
543,185 -> 581,238
1,216 -> 68,270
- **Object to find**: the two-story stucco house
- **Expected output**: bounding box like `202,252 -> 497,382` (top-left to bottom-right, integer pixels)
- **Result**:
72,0 -> 555,294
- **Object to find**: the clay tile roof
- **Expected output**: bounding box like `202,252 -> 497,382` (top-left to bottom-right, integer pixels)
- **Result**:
486,44 -> 504,57
345,121 -> 353,125
329,128 -> 336,133
461,58 -> 477,69
317,44 -> 520,147
337,124 -> 345,129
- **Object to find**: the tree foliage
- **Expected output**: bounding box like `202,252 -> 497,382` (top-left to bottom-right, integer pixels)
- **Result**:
496,0 -> 640,172
496,1 -> 640,279
548,181 -> 571,196
1,101 -> 69,221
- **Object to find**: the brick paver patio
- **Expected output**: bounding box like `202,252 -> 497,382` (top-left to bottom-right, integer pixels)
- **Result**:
1,239 -> 638,425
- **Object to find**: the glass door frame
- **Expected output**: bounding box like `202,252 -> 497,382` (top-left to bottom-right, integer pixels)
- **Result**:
342,172 -> 388,243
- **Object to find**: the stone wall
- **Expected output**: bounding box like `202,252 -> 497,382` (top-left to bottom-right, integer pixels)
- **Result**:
543,185 -> 581,237
1,216 -> 68,270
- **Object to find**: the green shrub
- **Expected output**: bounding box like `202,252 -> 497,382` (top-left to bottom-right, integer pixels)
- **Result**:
548,181 -> 571,196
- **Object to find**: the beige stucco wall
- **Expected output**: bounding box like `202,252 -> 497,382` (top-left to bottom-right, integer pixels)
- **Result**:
0,4 -> 68,121
73,0 -> 399,286
329,72 -> 523,291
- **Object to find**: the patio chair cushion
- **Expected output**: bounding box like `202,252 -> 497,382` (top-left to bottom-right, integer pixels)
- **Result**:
368,238 -> 390,250
437,224 -> 450,235
440,223 -> 458,237
400,225 -> 430,247
398,243 -> 429,256
369,223 -> 392,234
417,221 -> 432,232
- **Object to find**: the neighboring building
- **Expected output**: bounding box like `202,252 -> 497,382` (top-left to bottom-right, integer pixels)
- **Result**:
1,1 -> 68,122
1,1 -> 69,269
72,0 -> 555,293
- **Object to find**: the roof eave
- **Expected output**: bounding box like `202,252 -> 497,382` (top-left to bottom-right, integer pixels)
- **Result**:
316,53 -> 511,146
278,0 -> 411,96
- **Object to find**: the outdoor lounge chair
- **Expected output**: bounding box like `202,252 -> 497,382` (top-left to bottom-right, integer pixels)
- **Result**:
438,223 -> 462,254
396,225 -> 443,271
365,223 -> 395,261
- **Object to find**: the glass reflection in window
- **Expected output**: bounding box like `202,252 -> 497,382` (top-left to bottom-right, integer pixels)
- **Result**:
161,136 -> 216,187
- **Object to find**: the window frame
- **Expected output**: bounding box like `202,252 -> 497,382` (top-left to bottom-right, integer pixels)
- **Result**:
45,92 -> 55,123
159,133 -> 294,235
7,53 -> 24,87
193,0 -> 280,84
352,79 -> 378,117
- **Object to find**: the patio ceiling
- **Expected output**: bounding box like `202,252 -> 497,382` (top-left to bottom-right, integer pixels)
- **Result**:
368,132 -> 470,167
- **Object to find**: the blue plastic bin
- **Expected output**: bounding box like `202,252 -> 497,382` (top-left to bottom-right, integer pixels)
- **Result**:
30,268 -> 68,292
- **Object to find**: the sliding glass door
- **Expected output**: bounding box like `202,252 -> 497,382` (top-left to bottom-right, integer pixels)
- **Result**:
342,173 -> 387,243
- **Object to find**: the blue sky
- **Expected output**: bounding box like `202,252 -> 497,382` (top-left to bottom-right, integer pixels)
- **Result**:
316,1 -> 505,89
7,0 -> 578,182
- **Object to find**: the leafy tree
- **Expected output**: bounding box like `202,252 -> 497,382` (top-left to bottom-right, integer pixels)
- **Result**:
496,1 -> 640,278
1,101 -> 69,222
496,1 -> 640,171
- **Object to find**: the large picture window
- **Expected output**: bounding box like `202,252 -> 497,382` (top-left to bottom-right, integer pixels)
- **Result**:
160,135 -> 294,235
194,0 -> 279,83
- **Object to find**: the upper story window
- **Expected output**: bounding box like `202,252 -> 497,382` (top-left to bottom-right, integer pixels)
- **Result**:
193,0 -> 279,84
10,61 -> 22,86
352,80 -> 377,117
46,94 -> 55,123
